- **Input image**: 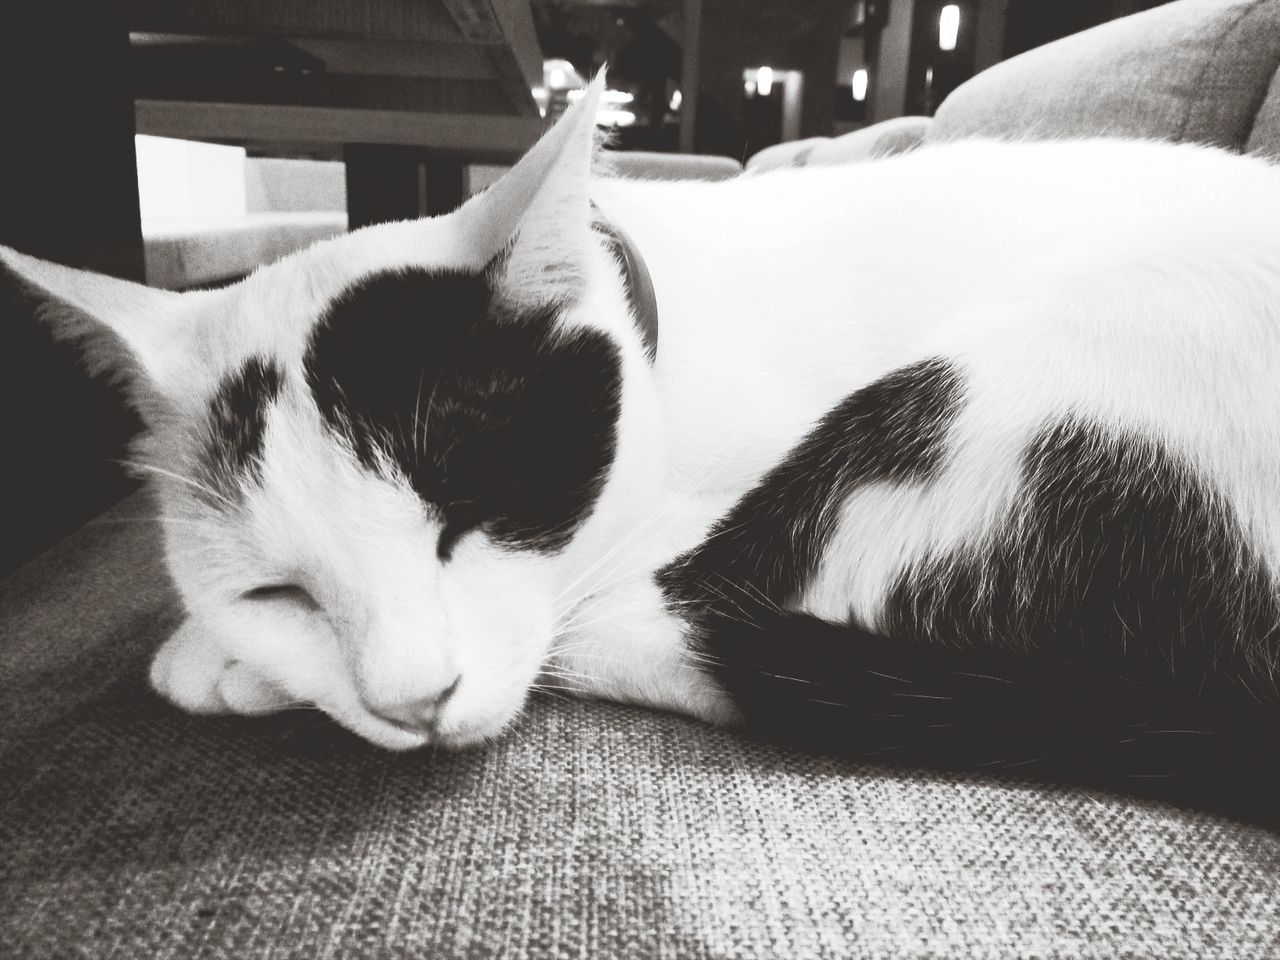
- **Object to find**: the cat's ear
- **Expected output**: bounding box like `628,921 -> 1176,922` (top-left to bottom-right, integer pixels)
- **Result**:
0,245 -> 188,415
456,68 -> 607,304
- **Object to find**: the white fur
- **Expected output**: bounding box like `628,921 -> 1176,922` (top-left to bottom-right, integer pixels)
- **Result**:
9,101 -> 1280,749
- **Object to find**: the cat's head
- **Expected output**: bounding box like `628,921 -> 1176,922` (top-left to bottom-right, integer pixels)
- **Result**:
2,74 -> 663,749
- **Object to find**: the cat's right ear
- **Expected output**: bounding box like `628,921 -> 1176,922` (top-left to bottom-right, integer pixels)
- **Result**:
0,245 -> 191,419
453,70 -> 607,305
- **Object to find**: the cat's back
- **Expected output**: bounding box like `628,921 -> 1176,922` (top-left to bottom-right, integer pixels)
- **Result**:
599,138 -> 1280,330
602,137 -> 1280,274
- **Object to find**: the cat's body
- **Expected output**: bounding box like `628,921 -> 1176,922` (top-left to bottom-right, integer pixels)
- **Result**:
563,138 -> 1280,803
7,77 -> 1280,813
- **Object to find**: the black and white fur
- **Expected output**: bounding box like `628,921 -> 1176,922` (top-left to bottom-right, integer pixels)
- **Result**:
7,76 -> 1280,818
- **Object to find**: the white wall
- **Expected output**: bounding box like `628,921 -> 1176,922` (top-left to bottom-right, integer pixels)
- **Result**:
135,135 -> 247,220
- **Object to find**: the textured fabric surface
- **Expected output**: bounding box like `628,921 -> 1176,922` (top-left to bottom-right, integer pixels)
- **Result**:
4,498 -> 1280,959
930,0 -> 1280,151
5,682 -> 1280,960
0,490 -> 177,756
1246,65 -> 1280,158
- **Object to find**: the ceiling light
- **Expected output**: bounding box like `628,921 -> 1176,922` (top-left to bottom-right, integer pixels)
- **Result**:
852,69 -> 868,102
939,5 -> 960,51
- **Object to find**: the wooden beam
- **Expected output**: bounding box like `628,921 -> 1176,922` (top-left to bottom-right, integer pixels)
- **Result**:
484,45 -> 540,116
288,38 -> 496,80
124,0 -> 466,44
136,99 -> 546,157
438,0 -> 508,42
439,0 -> 540,116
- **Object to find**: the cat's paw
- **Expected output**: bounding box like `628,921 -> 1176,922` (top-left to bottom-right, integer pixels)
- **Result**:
150,619 -> 294,716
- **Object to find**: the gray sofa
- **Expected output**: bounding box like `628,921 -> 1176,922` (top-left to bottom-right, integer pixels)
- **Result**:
750,0 -> 1280,169
5,1 -> 1280,957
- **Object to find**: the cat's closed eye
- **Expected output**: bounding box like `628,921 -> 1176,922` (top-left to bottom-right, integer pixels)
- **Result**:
242,584 -> 321,612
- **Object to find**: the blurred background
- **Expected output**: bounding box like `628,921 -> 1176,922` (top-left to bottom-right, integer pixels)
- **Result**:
0,0 -> 1178,574
1,0 -> 1181,292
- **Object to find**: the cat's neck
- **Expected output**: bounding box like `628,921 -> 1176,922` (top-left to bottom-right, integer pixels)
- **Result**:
590,174 -> 885,508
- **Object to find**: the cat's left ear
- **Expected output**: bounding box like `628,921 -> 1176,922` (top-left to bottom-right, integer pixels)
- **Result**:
0,245 -> 190,418
455,68 -> 607,305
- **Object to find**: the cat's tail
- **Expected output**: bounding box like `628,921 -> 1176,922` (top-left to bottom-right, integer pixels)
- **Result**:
692,605 -> 1280,827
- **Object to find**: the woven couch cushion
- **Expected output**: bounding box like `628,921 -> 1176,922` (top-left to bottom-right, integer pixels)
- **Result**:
4,497 -> 1280,958
930,0 -> 1280,151
4,683 -> 1280,958
1247,66 -> 1280,157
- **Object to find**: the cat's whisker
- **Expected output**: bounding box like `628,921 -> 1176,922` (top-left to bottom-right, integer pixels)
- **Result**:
411,357 -> 430,465
115,460 -> 238,511
553,514 -> 761,624
729,578 -> 786,615
553,519 -> 668,607
417,370 -> 447,464
552,531 -> 710,619
553,435 -> 737,607
550,486 -> 761,623
539,662 -> 590,676
552,607 -> 628,636
529,682 -> 575,702
88,516 -> 227,536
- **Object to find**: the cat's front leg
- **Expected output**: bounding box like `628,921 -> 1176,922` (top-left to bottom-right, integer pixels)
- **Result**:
149,616 -> 295,717
548,576 -> 740,726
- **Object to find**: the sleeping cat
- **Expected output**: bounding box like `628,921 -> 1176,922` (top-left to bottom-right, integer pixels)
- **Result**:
7,75 -> 1280,812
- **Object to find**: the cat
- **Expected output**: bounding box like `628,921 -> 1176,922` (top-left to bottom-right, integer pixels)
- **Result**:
7,74 -> 1280,816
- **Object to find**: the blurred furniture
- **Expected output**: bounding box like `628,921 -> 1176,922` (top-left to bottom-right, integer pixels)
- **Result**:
748,0 -> 1280,171
128,0 -> 545,225
139,139 -> 348,289
5,2 -> 1280,958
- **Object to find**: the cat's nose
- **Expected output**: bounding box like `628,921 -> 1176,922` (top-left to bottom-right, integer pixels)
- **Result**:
364,675 -> 461,734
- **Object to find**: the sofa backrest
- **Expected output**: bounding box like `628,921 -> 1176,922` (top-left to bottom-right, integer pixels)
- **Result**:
931,0 -> 1280,157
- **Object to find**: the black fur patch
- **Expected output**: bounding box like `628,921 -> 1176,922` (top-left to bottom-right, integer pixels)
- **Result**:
659,364 -> 1280,823
200,355 -> 283,499
303,268 -> 622,554
658,357 -> 963,609
883,420 -> 1280,695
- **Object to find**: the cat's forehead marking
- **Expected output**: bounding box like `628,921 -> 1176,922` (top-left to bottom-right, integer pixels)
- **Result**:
301,265 -> 623,553
303,266 -> 495,471
199,354 -> 283,503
